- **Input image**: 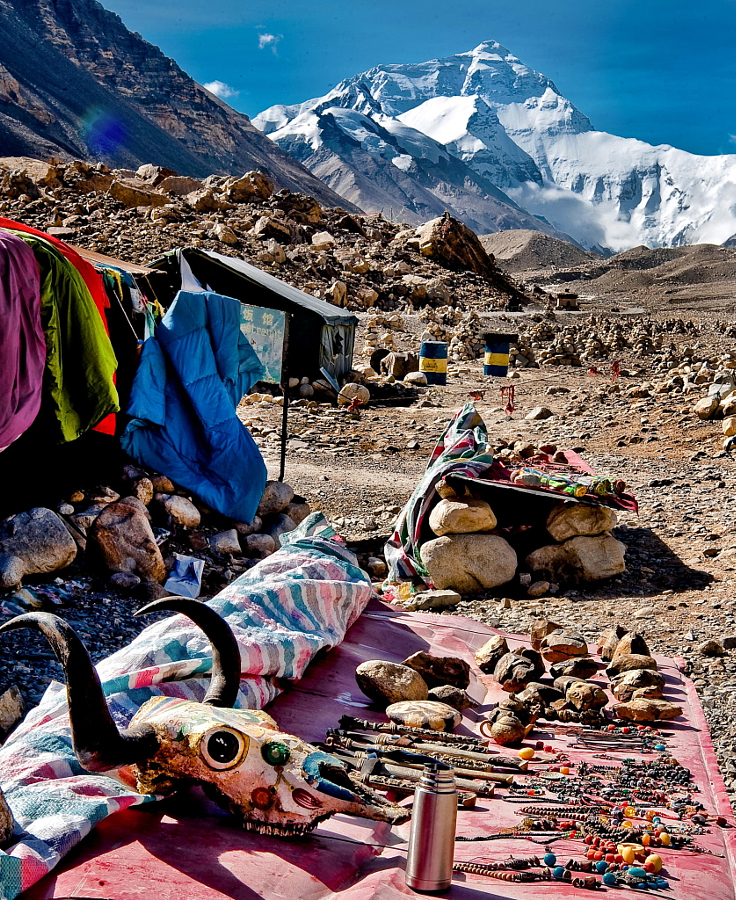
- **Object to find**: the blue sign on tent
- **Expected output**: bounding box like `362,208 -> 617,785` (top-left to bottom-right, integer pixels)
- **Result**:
240,304 -> 286,384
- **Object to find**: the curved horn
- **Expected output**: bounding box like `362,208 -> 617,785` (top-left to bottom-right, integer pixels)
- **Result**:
136,598 -> 241,708
0,613 -> 159,772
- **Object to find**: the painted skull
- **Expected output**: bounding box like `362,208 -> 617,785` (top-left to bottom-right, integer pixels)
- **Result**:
0,599 -> 408,837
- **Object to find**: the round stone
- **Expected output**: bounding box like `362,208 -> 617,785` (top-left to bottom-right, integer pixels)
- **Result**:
385,700 -> 461,731
355,660 -> 428,707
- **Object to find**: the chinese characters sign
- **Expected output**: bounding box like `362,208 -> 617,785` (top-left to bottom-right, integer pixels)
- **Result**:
240,304 -> 286,384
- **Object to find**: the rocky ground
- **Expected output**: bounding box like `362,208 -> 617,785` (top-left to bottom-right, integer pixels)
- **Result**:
2,156 -> 736,802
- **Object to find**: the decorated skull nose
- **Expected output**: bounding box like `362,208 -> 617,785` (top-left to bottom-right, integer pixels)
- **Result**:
0,599 -> 409,837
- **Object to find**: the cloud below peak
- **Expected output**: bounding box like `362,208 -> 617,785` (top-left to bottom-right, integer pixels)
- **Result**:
203,80 -> 239,100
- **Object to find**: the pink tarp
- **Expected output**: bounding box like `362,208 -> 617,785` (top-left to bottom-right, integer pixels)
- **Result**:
24,601 -> 736,899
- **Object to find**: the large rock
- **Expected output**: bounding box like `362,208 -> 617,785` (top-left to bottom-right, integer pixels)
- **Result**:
413,213 -> 496,279
338,383 -> 370,408
539,630 -> 588,663
606,654 -> 658,677
256,481 -> 295,517
109,179 -> 167,207
526,533 -> 626,582
386,700 -> 460,732
546,502 -> 619,541
155,493 -> 201,529
0,508 -> 77,588
428,498 -> 497,536
355,660 -> 428,707
158,175 -> 202,196
402,651 -> 470,689
694,396 -> 719,419
474,635 -> 508,674
420,534 -> 517,592
613,698 -> 682,722
89,496 -> 165,583
224,171 -> 274,202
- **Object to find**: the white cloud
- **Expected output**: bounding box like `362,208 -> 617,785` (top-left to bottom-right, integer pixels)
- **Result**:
203,80 -> 239,100
258,32 -> 282,52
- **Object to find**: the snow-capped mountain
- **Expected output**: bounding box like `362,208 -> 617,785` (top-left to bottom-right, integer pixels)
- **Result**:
255,42 -> 736,252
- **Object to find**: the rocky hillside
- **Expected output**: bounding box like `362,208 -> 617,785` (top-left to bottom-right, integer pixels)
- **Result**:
480,230 -> 601,272
0,156 -> 528,312
0,0 -> 352,209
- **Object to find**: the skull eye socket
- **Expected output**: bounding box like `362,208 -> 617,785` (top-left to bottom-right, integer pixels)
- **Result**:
200,728 -> 246,770
261,740 -> 291,767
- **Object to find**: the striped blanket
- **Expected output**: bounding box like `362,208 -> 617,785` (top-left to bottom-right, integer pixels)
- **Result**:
0,514 -> 371,899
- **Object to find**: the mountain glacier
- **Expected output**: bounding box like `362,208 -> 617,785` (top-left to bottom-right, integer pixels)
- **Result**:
255,42 -> 736,252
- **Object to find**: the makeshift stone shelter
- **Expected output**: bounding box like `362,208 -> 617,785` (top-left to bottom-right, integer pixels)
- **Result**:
384,404 -> 637,598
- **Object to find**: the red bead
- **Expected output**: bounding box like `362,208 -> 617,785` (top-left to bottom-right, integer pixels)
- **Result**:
586,850 -> 596,860
607,724 -> 616,732
622,727 -> 631,734
614,854 -> 624,863
536,740 -> 544,750
585,835 -> 594,845
606,854 -> 615,863
644,863 -> 655,873
545,745 -> 553,752
594,851 -> 603,861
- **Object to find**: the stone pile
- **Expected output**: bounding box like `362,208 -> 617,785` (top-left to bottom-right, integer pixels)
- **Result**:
0,157 -> 527,315
416,472 -> 627,597
0,466 -> 311,599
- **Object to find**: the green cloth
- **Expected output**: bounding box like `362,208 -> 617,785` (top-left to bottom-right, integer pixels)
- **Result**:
15,234 -> 119,442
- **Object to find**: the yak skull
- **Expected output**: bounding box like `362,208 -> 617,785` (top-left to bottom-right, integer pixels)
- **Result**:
0,599 -> 408,837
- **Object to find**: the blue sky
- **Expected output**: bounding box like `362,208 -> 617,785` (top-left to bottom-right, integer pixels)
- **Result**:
104,0 -> 735,156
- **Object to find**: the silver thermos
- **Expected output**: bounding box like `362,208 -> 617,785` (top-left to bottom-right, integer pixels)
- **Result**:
405,762 -> 457,893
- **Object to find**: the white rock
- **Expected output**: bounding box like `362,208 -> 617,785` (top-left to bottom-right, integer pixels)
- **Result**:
694,396 -> 719,419
525,406 -> 554,420
429,498 -> 497,537
257,481 -> 295,517
311,230 -> 335,249
723,417 -> 736,437
546,502 -> 618,541
338,383 -> 370,407
156,494 -> 201,529
526,533 -> 626,583
420,534 -> 517,592
404,371 -> 428,386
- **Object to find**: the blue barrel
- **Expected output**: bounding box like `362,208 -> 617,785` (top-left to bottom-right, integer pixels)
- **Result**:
419,340 -> 448,385
484,332 -> 518,377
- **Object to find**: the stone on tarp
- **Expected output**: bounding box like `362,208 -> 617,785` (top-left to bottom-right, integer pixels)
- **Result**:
565,680 -> 608,711
530,619 -> 563,650
395,588 -> 461,611
402,651 -> 471,689
257,481 -> 295,518
420,533 -> 517,592
611,668 -> 665,702
526,533 -> 626,582
385,700 -> 461,732
0,508 -> 77,588
549,657 -> 599,680
613,698 -> 682,722
89,496 -> 165,583
474,635 -> 509,674
155,493 -> 201,529
494,652 -> 538,692
413,213 -> 496,279
428,498 -> 497,537
546,502 -> 618,541
539,630 -> 588,663
428,685 -> 477,711
606,654 -> 658,677
355,660 -> 428,707
597,624 -> 628,661
612,632 -> 650,659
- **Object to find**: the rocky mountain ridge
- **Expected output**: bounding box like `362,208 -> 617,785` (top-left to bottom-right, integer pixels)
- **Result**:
256,41 -> 736,253
0,0 -> 352,210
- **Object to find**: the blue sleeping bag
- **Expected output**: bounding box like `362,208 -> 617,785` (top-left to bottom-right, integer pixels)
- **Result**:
122,291 -> 267,523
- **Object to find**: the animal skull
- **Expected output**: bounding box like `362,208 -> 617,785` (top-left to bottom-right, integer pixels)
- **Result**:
0,599 -> 408,836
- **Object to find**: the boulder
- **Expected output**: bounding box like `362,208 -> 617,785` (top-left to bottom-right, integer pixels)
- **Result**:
135,164 -> 177,184
395,588 -> 461,611
401,651 -> 471,689
253,214 -> 292,243
243,533 -> 277,558
155,494 -> 201,529
263,513 -> 296,544
428,685 -> 477,711
257,481 -> 295,517
385,700 -> 460,732
403,371 -> 428,386
224,171 -> 274,202
546,502 -> 619,541
110,571 -> 141,590
494,652 -> 539,692
338,383 -> 370,408
525,406 -> 553,420
109,179 -> 167,208
597,624 -> 627,661
723,417 -> 736,437
311,230 -> 335,249
284,499 -> 311,525
413,213 -> 496,279
526,533 -> 626,582
89,496 -> 165,583
131,477 -> 154,506
694,396 -> 719,419
210,529 -> 241,555
0,508 -> 77,588
355,660 -> 428,707
611,669 -> 665,702
158,175 -> 202,196
420,534 -> 517,592
474,635 -> 509,674
428,498 -> 497,537
234,516 -> 263,537
151,474 -> 176,493
186,187 -> 227,213
210,223 -> 238,244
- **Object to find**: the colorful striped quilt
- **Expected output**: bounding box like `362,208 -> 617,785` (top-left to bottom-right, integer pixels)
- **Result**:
0,514 -> 372,899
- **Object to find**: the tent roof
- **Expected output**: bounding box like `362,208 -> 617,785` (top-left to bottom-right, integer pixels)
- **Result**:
181,247 -> 359,327
70,245 -> 159,276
